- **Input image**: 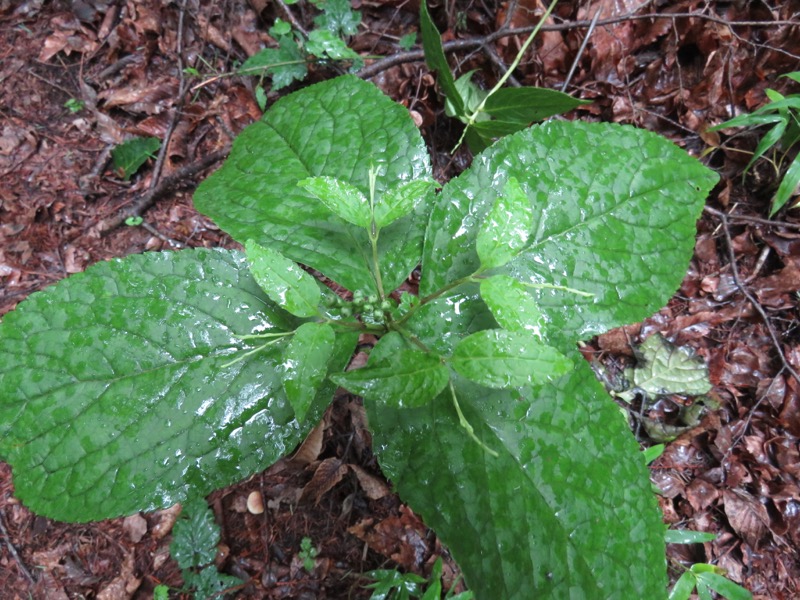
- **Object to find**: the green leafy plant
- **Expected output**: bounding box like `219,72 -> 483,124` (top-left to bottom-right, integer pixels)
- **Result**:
421,0 -> 590,152
365,557 -> 473,600
0,75 -> 718,598
171,498 -> 243,598
111,136 -> 161,180
240,0 -> 362,93
298,536 -> 318,572
708,71 -> 800,215
64,97 -> 85,113
668,563 -> 752,600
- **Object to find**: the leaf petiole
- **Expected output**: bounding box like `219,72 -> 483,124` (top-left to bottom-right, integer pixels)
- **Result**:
449,380 -> 499,457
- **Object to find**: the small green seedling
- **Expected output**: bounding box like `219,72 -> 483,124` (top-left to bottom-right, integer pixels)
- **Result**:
365,557 -> 473,600
170,498 -> 243,598
299,536 -> 318,572
709,71 -> 800,215
64,97 -> 85,113
239,0 -> 362,91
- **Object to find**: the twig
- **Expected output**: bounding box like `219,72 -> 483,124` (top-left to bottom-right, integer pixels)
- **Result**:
275,0 -> 309,38
705,206 -> 800,388
149,0 -> 189,190
0,508 -> 35,584
358,10 -> 799,80
704,206 -> 800,231
560,6 -> 601,92
93,148 -> 229,236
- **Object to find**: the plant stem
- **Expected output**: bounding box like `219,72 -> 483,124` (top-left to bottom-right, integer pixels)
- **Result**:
449,380 -> 499,457
453,0 -> 559,150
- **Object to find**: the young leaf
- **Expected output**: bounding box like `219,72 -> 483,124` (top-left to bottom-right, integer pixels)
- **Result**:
283,322 -> 335,422
695,572 -> 753,600
367,358 -> 668,598
420,1 -> 464,117
170,497 -> 220,569
476,177 -> 533,270
305,29 -> 361,64
330,348 -> 448,408
0,248 -> 351,522
664,529 -> 717,544
627,334 -> 711,397
374,179 -> 436,228
299,176 -> 371,228
111,136 -> 161,180
194,76 -> 432,293
772,154 -> 800,215
668,572 -> 698,600
482,87 -> 591,127
245,240 -> 321,318
450,329 -> 571,388
239,37 -> 307,90
421,120 -> 719,353
479,275 -> 546,339
314,0 -> 361,37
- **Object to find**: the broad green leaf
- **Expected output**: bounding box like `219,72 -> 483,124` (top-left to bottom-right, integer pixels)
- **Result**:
773,154 -> 800,215
299,176 -> 371,228
170,497 -> 220,569
0,248 -> 355,522
446,71 -> 488,119
195,76 -> 432,293
245,240 -> 321,317
283,322 -> 335,422
695,572 -> 753,600
330,348 -> 448,408
450,329 -> 571,388
111,136 -> 160,180
239,37 -> 307,90
367,358 -> 667,599
420,1 -> 464,117
482,86 -> 591,126
476,177 -> 533,269
627,334 -> 711,397
421,120 -> 718,352
479,275 -> 546,339
374,179 -> 436,229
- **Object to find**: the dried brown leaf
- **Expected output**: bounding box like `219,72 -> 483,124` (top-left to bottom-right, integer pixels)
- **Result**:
723,488 -> 770,548
300,457 -> 347,505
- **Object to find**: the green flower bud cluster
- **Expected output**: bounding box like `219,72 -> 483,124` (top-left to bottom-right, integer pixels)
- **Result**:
324,290 -> 393,322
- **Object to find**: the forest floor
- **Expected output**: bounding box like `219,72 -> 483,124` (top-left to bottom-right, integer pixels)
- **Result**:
1,0 -> 799,598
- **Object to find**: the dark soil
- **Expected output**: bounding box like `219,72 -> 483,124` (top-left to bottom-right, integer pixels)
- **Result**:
1,1 -> 799,598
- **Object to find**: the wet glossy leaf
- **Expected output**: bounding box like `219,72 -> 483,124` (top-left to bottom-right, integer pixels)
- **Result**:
195,76 -> 431,293
479,275 -> 546,339
375,179 -> 436,229
421,121 -> 718,352
0,248 -> 355,522
330,348 -> 448,408
245,240 -> 321,317
628,334 -> 711,397
299,176 -> 371,228
283,322 -> 335,423
665,530 -> 717,544
367,358 -> 667,599
450,329 -> 571,388
476,177 -> 533,270
420,1 -> 463,117
314,0 -> 361,37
